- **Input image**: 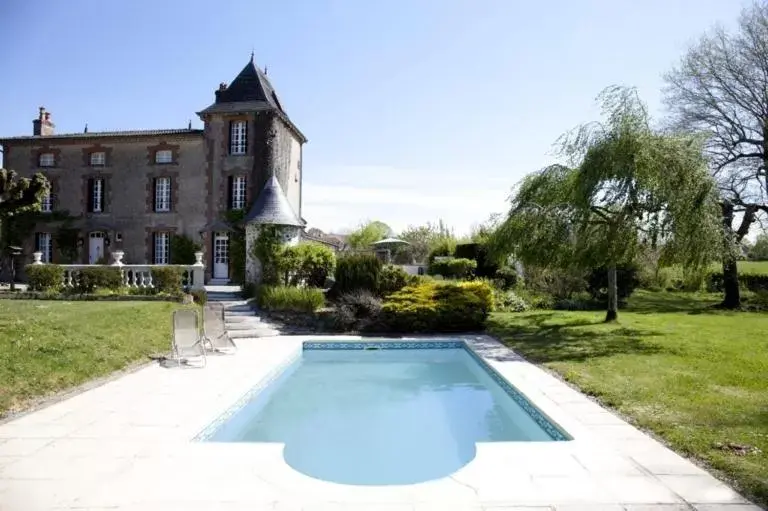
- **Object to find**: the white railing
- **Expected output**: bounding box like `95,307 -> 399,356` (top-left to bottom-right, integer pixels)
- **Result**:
31,250 -> 205,291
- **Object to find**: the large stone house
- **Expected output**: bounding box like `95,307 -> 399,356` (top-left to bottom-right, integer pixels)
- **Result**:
0,57 -> 306,284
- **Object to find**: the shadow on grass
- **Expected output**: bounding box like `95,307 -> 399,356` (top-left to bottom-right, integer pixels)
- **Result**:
624,292 -> 722,315
487,312 -> 667,364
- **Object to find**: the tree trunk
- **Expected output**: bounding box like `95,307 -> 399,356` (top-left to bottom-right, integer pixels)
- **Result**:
721,256 -> 741,309
605,264 -> 618,322
720,201 -> 741,309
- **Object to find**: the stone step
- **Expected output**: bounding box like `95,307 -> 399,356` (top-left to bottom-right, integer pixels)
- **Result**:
208,294 -> 242,302
228,328 -> 281,339
226,320 -> 263,330
223,304 -> 253,313
223,310 -> 257,317
223,315 -> 259,323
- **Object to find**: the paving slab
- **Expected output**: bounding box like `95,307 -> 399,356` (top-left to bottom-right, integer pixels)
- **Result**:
0,334 -> 759,511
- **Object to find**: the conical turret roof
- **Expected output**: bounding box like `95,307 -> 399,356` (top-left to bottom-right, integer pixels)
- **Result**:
243,176 -> 304,227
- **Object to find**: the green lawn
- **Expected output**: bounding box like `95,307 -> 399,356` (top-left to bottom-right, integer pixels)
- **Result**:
737,260 -> 768,274
0,300 -> 185,417
488,290 -> 768,506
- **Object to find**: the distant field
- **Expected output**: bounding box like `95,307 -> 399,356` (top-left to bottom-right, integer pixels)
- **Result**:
736,260 -> 768,274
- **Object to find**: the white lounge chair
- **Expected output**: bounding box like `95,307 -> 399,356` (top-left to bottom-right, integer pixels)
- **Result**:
202,306 -> 237,355
172,309 -> 207,367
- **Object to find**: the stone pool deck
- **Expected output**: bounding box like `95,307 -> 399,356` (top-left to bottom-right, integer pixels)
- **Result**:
0,334 -> 761,511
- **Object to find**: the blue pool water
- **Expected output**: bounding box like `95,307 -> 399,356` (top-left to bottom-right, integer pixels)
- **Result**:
204,345 -> 568,485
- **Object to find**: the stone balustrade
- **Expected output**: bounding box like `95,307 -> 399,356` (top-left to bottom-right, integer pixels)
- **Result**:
31,250 -> 205,291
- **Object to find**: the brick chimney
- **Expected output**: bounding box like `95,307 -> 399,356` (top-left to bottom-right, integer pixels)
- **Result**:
33,107 -> 55,136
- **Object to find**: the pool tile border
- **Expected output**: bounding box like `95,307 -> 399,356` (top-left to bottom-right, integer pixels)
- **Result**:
197,339 -> 569,443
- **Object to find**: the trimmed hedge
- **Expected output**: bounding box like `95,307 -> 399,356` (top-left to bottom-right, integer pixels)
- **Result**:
380,280 -> 493,332
707,272 -> 768,293
256,285 -> 325,312
72,267 -> 123,294
454,242 -> 498,278
151,266 -> 184,295
25,264 -> 64,291
427,257 -> 477,280
333,254 -> 382,295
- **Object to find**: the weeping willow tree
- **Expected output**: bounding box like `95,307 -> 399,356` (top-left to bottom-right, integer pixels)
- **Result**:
0,168 -> 49,247
489,87 -> 721,321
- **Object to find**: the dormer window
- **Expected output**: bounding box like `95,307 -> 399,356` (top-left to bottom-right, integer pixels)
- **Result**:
230,121 -> 247,155
90,151 -> 105,166
39,153 -> 55,167
155,149 -> 173,164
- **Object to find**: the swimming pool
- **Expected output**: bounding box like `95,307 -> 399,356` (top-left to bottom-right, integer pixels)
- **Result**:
199,340 -> 570,485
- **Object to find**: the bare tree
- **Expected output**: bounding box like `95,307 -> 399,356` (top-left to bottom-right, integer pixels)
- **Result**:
664,1 -> 768,308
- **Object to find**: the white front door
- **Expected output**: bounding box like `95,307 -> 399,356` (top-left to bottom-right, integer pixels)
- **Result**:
89,232 -> 105,264
213,233 -> 229,279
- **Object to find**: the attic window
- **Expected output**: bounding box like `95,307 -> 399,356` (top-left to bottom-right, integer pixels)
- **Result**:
39,153 -> 55,167
155,149 -> 173,164
90,152 -> 105,166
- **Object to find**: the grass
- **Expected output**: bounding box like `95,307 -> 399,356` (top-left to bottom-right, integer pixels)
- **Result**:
487,289 -> 768,506
0,300 -> 186,417
737,260 -> 768,274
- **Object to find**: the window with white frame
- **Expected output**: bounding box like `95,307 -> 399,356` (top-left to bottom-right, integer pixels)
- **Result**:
230,121 -> 247,155
41,189 -> 53,213
153,232 -> 170,264
230,176 -> 247,210
155,149 -> 173,164
35,232 -> 53,263
88,177 -> 104,213
90,151 -> 106,166
38,153 -> 55,167
154,177 -> 171,212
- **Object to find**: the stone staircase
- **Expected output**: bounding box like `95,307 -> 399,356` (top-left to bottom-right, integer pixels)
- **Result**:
205,287 -> 281,339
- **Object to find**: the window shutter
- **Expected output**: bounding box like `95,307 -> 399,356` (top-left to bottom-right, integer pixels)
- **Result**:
228,121 -> 233,154
227,176 -> 234,210
168,177 -> 173,211
34,233 -> 40,252
151,233 -> 156,264
101,178 -> 107,213
243,121 -> 248,155
86,178 -> 94,213
152,178 -> 158,212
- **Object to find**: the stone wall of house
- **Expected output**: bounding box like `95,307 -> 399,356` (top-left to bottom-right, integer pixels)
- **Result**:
2,134 -> 207,265
270,117 -> 303,219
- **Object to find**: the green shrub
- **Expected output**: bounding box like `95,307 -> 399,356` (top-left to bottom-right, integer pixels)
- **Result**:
458,280 -> 494,312
523,265 -> 587,299
427,257 -> 477,280
427,239 -> 456,264
73,267 -> 123,294
256,285 -> 325,312
380,281 -> 489,332
170,234 -> 202,265
493,265 -> 518,290
279,243 -> 336,288
333,254 -> 382,295
378,265 -> 414,297
151,266 -> 184,295
25,264 -> 64,291
586,265 -> 640,304
494,289 -> 528,312
707,272 -> 768,293
189,289 -> 208,305
454,242 -> 498,278
331,290 -> 383,331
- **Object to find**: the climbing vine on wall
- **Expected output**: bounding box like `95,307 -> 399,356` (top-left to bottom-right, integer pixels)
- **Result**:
225,209 -> 246,284
251,225 -> 284,285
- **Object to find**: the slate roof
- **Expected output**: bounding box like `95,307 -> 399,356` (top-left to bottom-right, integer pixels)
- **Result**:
0,129 -> 203,142
243,175 -> 304,227
197,58 -> 307,143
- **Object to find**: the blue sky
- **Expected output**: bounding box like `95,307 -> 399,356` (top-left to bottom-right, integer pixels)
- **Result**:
0,0 -> 746,235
